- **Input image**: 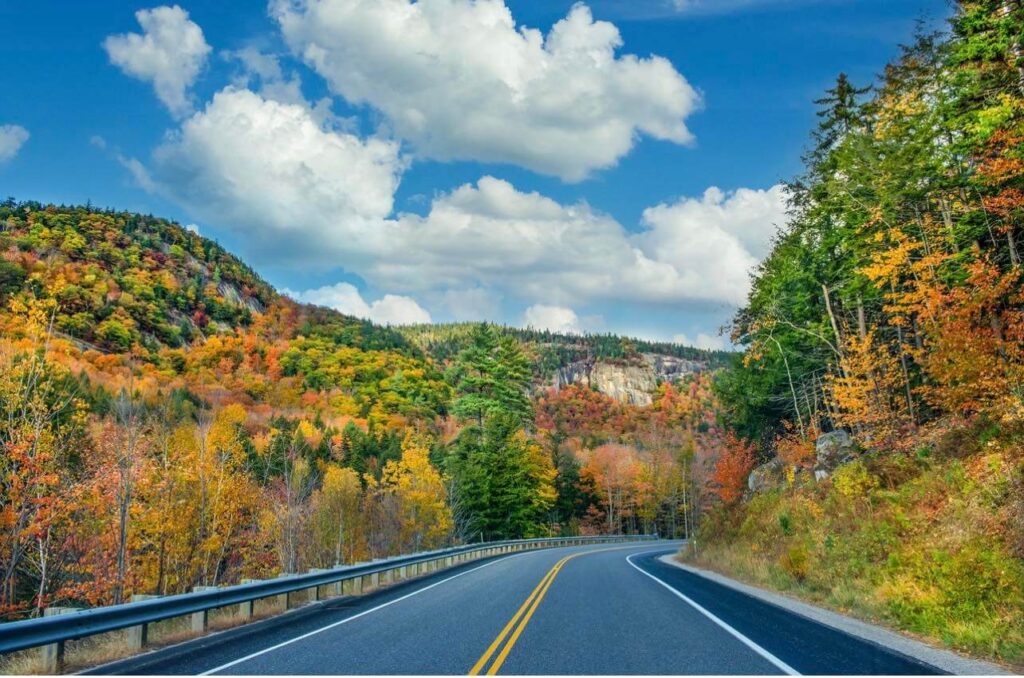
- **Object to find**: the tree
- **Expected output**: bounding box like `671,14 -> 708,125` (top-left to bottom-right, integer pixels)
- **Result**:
446,414 -> 556,540
711,433 -> 755,505
310,465 -> 362,567
379,433 -> 452,552
451,324 -> 532,428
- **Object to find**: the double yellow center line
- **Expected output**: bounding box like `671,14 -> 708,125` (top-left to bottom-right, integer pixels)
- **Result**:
468,545 -> 639,675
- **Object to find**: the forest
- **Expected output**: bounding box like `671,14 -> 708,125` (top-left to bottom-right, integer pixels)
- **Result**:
3,0 -> 1024,667
0,201 -> 727,621
696,0 -> 1024,664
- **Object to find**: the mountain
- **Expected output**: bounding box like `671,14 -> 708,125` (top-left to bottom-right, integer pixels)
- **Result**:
0,198 -> 724,624
0,199 -> 720,415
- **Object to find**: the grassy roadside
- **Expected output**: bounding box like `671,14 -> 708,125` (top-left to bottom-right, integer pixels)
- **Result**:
683,419 -> 1024,667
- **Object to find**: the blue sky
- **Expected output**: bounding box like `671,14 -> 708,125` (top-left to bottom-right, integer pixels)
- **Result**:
0,0 -> 946,348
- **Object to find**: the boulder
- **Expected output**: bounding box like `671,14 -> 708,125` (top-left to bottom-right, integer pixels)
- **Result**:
814,430 -> 856,481
748,457 -> 786,493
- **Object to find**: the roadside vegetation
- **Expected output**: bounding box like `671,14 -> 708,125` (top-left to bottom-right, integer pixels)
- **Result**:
690,0 -> 1024,666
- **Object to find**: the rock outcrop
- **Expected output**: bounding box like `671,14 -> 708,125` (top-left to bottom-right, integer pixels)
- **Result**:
548,353 -> 707,405
640,353 -> 706,381
590,362 -> 657,406
814,430 -> 857,481
748,457 -> 786,493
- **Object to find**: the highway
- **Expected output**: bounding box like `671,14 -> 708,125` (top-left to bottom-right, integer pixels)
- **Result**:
102,543 -> 942,675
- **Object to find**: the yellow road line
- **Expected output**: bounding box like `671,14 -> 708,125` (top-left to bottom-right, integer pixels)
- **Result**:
467,556 -> 567,675
469,544 -> 643,676
485,558 -> 566,675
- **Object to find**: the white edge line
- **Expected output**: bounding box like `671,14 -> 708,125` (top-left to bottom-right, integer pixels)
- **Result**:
200,551 -> 531,675
626,551 -> 801,676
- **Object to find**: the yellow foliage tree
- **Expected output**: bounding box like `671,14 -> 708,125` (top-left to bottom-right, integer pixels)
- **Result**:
380,434 -> 453,552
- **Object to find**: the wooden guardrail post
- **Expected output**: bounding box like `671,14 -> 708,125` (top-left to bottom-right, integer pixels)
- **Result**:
190,586 -> 218,632
126,595 -> 160,650
40,607 -> 80,673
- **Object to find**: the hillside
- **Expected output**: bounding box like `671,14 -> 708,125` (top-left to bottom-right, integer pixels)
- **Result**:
0,199 -> 722,625
690,4 -> 1024,667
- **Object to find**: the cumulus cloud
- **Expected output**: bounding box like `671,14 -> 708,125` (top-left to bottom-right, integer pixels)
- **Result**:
673,332 -> 727,351
523,304 -> 582,334
284,282 -> 431,325
375,177 -> 786,307
0,125 -> 29,163
103,5 -> 211,117
140,87 -> 403,264
134,101 -> 785,306
128,88 -> 785,316
636,185 -> 787,305
272,0 -> 699,181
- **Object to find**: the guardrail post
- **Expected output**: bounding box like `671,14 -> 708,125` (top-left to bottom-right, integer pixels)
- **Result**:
40,607 -> 80,673
307,569 -> 327,601
191,586 -> 217,632
127,594 -> 160,650
238,579 -> 258,619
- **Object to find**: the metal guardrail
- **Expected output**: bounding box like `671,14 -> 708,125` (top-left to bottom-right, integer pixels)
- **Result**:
0,534 -> 657,656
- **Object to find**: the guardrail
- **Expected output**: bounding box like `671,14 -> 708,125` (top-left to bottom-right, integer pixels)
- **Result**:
0,534 -> 658,669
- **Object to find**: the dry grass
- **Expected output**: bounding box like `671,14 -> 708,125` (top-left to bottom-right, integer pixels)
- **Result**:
685,424 -> 1024,667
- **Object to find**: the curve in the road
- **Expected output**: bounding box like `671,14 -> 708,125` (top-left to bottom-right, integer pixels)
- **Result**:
89,542 -> 947,675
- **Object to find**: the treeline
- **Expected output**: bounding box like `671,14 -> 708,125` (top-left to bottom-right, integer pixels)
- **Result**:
402,322 -> 733,375
716,1 -> 1024,457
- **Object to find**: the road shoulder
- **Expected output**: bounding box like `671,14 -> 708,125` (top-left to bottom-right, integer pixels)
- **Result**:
659,554 -> 1010,676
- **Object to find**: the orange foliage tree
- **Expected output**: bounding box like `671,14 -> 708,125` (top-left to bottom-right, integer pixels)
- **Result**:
711,432 -> 755,505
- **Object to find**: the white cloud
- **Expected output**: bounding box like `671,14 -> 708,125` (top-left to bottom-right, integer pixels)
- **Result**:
103,5 -> 211,118
272,0 -> 699,181
284,282 -> 431,325
376,177 -> 786,307
673,332 -> 726,351
129,89 -> 785,316
0,125 -> 29,163
636,185 -> 787,305
140,87 -> 403,264
185,223 -> 200,234
523,304 -> 582,334
441,287 -> 502,322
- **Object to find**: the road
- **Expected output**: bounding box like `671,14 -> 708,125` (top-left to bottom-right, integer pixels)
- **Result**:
105,543 -> 942,675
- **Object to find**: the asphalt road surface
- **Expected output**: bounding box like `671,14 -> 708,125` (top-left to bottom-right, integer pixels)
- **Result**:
104,543 -> 943,675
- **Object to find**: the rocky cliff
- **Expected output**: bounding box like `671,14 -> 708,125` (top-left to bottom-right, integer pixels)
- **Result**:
547,352 -> 706,405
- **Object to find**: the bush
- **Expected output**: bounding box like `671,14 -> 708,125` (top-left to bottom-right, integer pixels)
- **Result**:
780,544 -> 810,581
96,318 -> 134,352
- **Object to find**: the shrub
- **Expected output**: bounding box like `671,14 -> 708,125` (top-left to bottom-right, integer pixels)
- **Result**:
780,544 -> 810,581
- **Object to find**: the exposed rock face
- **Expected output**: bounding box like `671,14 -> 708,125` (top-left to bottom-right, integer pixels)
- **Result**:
218,281 -> 266,314
590,362 -> 657,406
748,457 -> 786,493
548,353 -> 706,405
641,353 -> 706,381
814,430 -> 857,481
551,361 -> 593,391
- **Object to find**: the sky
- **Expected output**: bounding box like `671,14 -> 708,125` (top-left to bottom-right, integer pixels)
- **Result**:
0,0 -> 948,349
